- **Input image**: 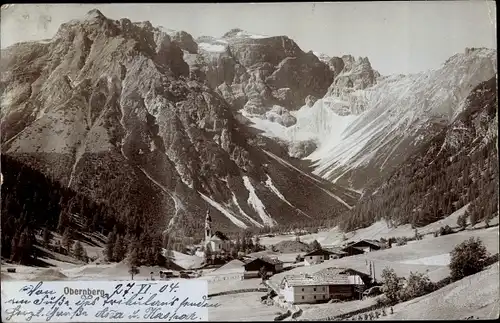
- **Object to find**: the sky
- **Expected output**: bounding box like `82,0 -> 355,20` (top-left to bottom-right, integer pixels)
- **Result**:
1,2 -> 496,75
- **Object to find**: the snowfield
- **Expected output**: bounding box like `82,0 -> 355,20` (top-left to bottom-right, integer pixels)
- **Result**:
299,297 -> 379,320
399,254 -> 451,266
269,226 -> 499,286
198,42 -> 227,53
241,48 -> 496,187
208,292 -> 279,321
163,250 -> 204,270
259,204 -> 499,248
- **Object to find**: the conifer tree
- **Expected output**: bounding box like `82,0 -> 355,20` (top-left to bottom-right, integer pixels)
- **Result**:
127,245 -> 140,280
62,227 -> 73,253
57,211 -> 70,233
73,241 -> 85,261
113,235 -> 127,262
43,227 -> 52,248
105,231 -> 116,262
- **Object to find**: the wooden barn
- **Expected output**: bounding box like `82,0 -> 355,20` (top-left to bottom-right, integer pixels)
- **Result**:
347,240 -> 385,252
341,245 -> 366,257
243,256 -> 284,278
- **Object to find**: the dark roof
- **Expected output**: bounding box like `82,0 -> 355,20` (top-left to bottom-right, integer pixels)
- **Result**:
341,245 -> 366,254
349,239 -> 384,249
212,231 -> 229,241
259,256 -> 283,265
304,248 -> 336,257
241,257 -> 253,264
324,247 -> 348,255
243,256 -> 282,267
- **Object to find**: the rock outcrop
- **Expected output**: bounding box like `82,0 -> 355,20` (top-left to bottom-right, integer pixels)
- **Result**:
182,30 -> 335,118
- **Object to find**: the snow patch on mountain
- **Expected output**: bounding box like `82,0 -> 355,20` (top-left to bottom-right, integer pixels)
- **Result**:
222,28 -> 270,40
243,48 -> 496,189
264,174 -> 292,206
199,192 -> 248,229
236,31 -> 270,39
231,193 -> 264,228
242,176 -> 277,227
241,97 -> 357,160
198,42 -> 226,53
313,52 -> 331,64
312,48 -> 497,184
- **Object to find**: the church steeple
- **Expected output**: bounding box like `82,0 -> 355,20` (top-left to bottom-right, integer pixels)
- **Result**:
205,209 -> 212,242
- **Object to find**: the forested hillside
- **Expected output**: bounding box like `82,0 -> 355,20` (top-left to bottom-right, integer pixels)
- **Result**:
0,154 -> 167,265
338,76 -> 498,232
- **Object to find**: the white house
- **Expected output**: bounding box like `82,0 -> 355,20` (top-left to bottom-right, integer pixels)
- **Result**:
303,248 -> 341,266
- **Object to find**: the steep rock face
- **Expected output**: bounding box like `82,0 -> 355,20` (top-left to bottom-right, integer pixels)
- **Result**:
238,51 -> 382,162
166,29 -> 198,54
338,76 -> 498,231
0,11 -> 357,238
311,48 -> 497,190
323,55 -> 380,116
328,55 -> 379,91
244,48 -> 496,192
181,29 -> 335,118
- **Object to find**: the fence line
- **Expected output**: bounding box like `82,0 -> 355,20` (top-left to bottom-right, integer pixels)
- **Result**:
208,287 -> 269,297
204,273 -> 244,282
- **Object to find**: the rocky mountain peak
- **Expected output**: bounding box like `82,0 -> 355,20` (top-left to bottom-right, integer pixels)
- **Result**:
84,8 -> 106,21
1,11 -> 356,237
167,30 -> 198,54
183,27 -> 336,121
222,28 -> 245,39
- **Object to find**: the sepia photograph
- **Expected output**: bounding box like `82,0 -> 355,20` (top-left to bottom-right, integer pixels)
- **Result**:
1,2 -> 498,321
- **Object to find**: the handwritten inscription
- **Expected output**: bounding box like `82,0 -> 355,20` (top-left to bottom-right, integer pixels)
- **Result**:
1,280 -> 219,322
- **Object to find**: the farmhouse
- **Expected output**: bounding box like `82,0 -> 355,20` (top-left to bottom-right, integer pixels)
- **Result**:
303,248 -> 340,266
325,247 -> 348,258
279,268 -> 368,304
243,256 -> 284,278
347,239 -> 385,252
341,245 -> 366,257
205,256 -> 284,280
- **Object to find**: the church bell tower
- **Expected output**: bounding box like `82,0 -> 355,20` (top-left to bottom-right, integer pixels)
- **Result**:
205,210 -> 212,242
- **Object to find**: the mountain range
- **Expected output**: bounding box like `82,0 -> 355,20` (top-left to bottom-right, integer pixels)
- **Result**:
1,9 -> 497,240
338,75 -> 498,232
0,10 -> 356,239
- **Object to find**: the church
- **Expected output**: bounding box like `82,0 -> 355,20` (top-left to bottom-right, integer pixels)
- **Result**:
204,210 -> 233,254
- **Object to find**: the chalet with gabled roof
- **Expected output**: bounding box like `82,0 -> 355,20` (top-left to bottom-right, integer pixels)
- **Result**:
347,239 -> 385,252
341,244 -> 366,257
303,248 -> 341,266
279,267 -> 367,304
243,256 -> 284,278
